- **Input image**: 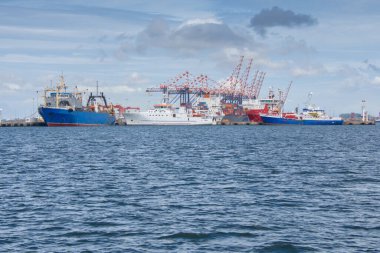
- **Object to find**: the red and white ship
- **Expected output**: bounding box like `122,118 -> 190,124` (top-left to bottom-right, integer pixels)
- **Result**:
244,88 -> 283,123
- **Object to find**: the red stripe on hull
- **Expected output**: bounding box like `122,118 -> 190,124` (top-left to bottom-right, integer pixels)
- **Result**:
47,123 -> 103,127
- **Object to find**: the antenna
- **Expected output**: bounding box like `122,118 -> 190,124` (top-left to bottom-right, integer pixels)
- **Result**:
306,92 -> 313,106
35,90 -> 39,112
96,81 -> 99,96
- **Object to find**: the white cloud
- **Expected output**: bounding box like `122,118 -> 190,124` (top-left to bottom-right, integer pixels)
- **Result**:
0,73 -> 28,93
129,72 -> 149,85
371,76 -> 380,85
291,66 -> 321,77
0,25 -> 91,39
118,18 -> 247,57
177,18 -> 223,30
4,82 -> 21,91
0,54 -> 112,65
75,84 -> 142,95
102,85 -> 142,93
222,47 -> 286,70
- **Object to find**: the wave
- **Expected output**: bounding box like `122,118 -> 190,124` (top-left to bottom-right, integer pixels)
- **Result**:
343,225 -> 380,231
85,221 -> 122,227
159,231 -> 257,240
258,241 -> 317,253
62,230 -> 124,238
217,223 -> 272,231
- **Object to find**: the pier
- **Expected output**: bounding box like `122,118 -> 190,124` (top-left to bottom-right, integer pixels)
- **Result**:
0,119 -> 46,127
343,119 -> 375,125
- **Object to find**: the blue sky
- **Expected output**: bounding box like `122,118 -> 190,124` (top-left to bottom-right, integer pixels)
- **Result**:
1,0 -> 380,118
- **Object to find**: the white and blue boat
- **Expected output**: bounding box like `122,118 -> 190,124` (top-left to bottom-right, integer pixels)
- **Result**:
260,94 -> 343,125
260,112 -> 344,125
38,76 -> 115,126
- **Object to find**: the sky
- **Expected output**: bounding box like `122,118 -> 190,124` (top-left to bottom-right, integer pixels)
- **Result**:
1,0 -> 380,119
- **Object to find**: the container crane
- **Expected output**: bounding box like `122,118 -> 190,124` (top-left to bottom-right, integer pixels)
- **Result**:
225,55 -> 244,95
238,58 -> 253,96
277,81 -> 292,112
253,72 -> 266,99
247,70 -> 259,99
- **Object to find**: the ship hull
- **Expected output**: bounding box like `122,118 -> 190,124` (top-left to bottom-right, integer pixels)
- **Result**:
124,112 -> 214,125
222,115 -> 249,124
246,109 -> 265,123
39,107 -> 115,126
261,115 -> 344,125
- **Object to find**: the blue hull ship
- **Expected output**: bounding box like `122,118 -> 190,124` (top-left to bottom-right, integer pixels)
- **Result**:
38,75 -> 115,127
260,115 -> 344,125
39,107 -> 115,126
260,92 -> 344,126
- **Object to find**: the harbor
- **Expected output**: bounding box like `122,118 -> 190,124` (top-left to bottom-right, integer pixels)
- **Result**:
1,57 -> 379,127
1,118 -> 376,127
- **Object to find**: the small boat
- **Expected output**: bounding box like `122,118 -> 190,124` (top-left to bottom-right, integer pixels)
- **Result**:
38,76 -> 115,126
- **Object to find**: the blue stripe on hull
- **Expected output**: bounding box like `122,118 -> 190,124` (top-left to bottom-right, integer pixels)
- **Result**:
38,107 -> 115,126
261,116 -> 343,125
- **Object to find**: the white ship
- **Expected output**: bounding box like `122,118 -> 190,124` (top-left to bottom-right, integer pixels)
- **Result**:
124,103 -> 217,125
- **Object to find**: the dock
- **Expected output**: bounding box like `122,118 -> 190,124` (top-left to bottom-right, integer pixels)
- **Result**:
343,119 -> 375,125
0,119 -> 46,127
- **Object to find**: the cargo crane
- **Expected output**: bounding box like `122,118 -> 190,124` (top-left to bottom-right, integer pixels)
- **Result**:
146,71 -> 217,108
253,72 -> 266,99
235,58 -> 253,103
225,55 -> 244,93
246,70 -> 259,100
221,56 -> 258,116
239,58 -> 253,93
146,71 -> 192,105
144,55 -> 267,118
277,81 -> 292,112
222,56 -> 245,104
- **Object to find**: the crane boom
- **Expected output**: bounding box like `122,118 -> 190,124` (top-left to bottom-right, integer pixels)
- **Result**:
239,58 -> 253,96
253,72 -> 266,99
282,81 -> 292,105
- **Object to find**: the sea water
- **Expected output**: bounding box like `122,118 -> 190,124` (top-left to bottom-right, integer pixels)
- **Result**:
0,126 -> 379,252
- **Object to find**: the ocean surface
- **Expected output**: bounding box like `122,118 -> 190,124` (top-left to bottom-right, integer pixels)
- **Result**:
0,125 -> 379,252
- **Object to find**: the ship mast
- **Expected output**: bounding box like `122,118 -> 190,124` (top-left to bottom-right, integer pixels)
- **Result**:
56,75 -> 65,108
306,92 -> 313,107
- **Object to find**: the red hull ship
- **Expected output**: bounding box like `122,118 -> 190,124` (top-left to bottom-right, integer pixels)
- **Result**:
244,89 -> 282,123
245,82 -> 292,123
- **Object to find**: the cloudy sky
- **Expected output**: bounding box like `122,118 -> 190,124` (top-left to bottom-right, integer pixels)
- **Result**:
1,0 -> 380,118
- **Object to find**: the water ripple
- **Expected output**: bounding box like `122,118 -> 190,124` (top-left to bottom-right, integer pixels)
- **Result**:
0,126 -> 379,252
